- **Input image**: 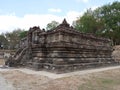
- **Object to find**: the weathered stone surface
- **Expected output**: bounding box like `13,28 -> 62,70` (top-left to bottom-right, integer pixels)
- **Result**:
5,19 -> 118,73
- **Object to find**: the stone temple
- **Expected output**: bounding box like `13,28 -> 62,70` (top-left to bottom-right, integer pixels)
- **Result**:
6,19 -> 118,73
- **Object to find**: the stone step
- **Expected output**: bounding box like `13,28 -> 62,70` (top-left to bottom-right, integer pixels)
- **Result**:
27,61 -> 118,73
32,54 -> 112,58
32,57 -> 114,65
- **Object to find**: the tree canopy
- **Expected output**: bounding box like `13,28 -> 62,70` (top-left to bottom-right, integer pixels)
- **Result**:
74,1 -> 120,45
0,29 -> 28,49
46,21 -> 59,30
19,30 -> 28,39
0,34 -> 8,49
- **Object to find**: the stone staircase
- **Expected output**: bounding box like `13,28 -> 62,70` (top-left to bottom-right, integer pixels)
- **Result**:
5,47 -> 28,66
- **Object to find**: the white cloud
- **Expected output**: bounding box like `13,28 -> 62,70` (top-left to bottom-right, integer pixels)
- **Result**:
91,6 -> 99,10
0,11 -> 82,34
0,14 -> 61,33
48,8 -> 62,13
65,11 -> 83,24
82,5 -> 99,13
76,0 -> 89,3
0,15 -> 20,33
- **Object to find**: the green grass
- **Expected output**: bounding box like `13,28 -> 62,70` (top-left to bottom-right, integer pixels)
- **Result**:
101,78 -> 113,84
78,76 -> 120,90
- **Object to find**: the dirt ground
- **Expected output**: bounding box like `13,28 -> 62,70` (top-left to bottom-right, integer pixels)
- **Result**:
0,59 -> 4,65
0,70 -> 51,90
0,66 -> 120,90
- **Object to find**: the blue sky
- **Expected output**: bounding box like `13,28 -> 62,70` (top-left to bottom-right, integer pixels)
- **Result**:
0,0 -> 119,33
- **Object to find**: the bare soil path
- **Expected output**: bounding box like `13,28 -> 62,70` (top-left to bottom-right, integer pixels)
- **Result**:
1,65 -> 120,79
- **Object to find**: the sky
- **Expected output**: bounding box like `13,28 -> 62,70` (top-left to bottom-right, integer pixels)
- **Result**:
0,0 -> 119,33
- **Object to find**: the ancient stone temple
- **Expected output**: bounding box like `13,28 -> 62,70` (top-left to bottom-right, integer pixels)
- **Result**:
6,19 -> 118,73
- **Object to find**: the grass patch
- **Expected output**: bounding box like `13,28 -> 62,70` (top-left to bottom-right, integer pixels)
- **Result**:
101,78 -> 113,84
78,76 -> 120,90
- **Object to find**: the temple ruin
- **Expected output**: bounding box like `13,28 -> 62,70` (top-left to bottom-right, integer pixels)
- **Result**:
5,19 -> 118,73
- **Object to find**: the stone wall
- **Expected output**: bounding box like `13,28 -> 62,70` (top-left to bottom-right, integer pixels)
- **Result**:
0,51 -> 4,59
112,45 -> 120,62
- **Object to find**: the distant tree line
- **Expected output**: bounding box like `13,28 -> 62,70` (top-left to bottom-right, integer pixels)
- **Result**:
0,29 -> 27,50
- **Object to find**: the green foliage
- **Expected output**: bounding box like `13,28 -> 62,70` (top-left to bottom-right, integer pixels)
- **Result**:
100,1 -> 120,45
46,21 -> 59,30
74,1 -> 120,45
0,34 -> 8,49
19,31 -> 28,39
5,29 -> 22,49
74,9 -> 104,34
101,79 -> 113,84
0,29 -> 28,49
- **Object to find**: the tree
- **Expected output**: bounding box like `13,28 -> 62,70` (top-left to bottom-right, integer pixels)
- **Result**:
0,34 -> 8,49
4,29 -> 28,49
19,30 -> 28,39
74,8 -> 104,35
74,1 -> 120,45
46,21 -> 59,30
100,1 -> 120,45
